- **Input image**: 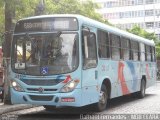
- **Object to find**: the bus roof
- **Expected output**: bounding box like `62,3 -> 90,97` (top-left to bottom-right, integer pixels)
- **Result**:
19,14 -> 155,46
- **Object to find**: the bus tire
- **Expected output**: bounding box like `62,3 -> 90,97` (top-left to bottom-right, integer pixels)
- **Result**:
94,84 -> 108,112
137,79 -> 146,98
43,105 -> 56,111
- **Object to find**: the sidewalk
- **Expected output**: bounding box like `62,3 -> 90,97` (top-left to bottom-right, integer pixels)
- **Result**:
0,102 -> 35,115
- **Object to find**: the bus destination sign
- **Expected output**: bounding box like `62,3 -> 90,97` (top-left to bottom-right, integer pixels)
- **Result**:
14,17 -> 78,33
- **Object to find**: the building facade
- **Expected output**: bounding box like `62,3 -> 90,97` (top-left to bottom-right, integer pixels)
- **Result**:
95,0 -> 160,40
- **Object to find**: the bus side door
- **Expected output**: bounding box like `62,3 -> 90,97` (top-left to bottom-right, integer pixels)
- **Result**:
81,26 -> 99,105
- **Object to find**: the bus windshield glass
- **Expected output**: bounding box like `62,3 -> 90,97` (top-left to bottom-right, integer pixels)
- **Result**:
12,33 -> 79,75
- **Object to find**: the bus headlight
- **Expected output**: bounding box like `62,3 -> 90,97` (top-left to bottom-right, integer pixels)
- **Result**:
11,80 -> 24,92
60,80 -> 80,93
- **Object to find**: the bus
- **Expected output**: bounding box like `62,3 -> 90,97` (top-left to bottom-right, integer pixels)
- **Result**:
10,14 -> 156,112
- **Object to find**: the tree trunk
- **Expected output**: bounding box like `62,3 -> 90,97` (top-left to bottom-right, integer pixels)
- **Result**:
3,0 -> 13,105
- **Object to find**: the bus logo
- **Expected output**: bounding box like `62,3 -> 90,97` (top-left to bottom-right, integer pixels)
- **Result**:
41,67 -> 48,75
38,87 -> 44,93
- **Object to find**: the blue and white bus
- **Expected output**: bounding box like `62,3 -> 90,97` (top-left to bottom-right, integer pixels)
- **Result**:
10,14 -> 156,112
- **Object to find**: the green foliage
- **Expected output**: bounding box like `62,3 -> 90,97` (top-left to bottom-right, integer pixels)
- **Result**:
0,0 -> 113,45
0,0 -> 108,30
127,25 -> 158,42
156,46 -> 160,59
45,0 -> 105,22
127,25 -> 160,58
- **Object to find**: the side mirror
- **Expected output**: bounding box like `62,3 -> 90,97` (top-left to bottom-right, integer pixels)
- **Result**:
82,26 -> 90,33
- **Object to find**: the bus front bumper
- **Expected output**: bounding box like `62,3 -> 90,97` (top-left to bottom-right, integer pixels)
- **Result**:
11,88 -> 82,107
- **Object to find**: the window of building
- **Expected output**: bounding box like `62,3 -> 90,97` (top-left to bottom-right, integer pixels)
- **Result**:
156,0 -> 160,3
155,9 -> 160,16
120,12 -> 124,18
110,33 -> 121,60
138,10 -> 144,17
146,0 -> 154,4
132,11 -> 135,17
137,0 -> 144,5
145,10 -> 154,16
145,22 -> 154,28
155,22 -> 160,28
98,30 -> 110,58
135,11 -> 138,17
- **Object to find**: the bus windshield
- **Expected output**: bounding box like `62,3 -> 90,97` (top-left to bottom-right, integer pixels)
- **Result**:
12,33 -> 79,75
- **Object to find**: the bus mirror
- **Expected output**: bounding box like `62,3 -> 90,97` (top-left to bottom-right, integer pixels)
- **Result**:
82,26 -> 90,33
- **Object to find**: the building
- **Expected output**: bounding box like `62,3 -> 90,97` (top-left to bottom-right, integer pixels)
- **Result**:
95,0 -> 160,40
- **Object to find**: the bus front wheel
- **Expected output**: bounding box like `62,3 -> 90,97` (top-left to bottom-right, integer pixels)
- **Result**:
94,84 -> 108,112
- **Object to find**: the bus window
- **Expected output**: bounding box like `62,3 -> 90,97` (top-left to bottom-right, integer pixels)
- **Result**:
152,47 -> 156,62
82,30 -> 97,69
145,45 -> 152,61
121,37 -> 130,60
14,37 -> 28,63
97,30 -> 110,58
131,40 -> 139,61
110,33 -> 121,60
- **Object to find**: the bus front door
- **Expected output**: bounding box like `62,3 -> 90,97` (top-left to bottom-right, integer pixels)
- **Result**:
81,27 -> 99,105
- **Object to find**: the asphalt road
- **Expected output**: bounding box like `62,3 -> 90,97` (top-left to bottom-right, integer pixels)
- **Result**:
2,81 -> 160,120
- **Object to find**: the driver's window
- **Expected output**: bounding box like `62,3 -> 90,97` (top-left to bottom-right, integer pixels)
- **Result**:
82,29 -> 97,69
15,38 -> 24,63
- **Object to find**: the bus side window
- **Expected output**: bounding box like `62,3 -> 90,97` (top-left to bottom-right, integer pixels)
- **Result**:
145,45 -> 152,61
82,30 -> 97,69
110,33 -> 121,60
121,36 -> 130,60
152,47 -> 156,62
131,40 -> 139,61
97,30 -> 110,58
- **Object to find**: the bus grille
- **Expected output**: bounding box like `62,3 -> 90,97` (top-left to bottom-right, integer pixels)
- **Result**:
29,95 -> 53,101
21,79 -> 63,86
27,88 -> 57,92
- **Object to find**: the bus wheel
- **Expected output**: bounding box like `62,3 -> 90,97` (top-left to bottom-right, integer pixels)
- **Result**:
43,105 -> 56,111
94,84 -> 108,112
137,79 -> 146,98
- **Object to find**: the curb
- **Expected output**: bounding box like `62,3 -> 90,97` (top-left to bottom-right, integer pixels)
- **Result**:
0,104 -> 35,115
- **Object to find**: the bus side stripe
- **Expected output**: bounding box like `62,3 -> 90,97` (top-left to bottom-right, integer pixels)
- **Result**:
126,61 -> 138,91
118,62 -> 130,95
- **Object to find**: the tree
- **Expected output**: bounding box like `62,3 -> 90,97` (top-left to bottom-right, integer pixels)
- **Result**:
0,0 -> 109,104
127,25 -> 160,58
0,0 -> 109,45
45,0 -> 105,22
127,25 -> 158,42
